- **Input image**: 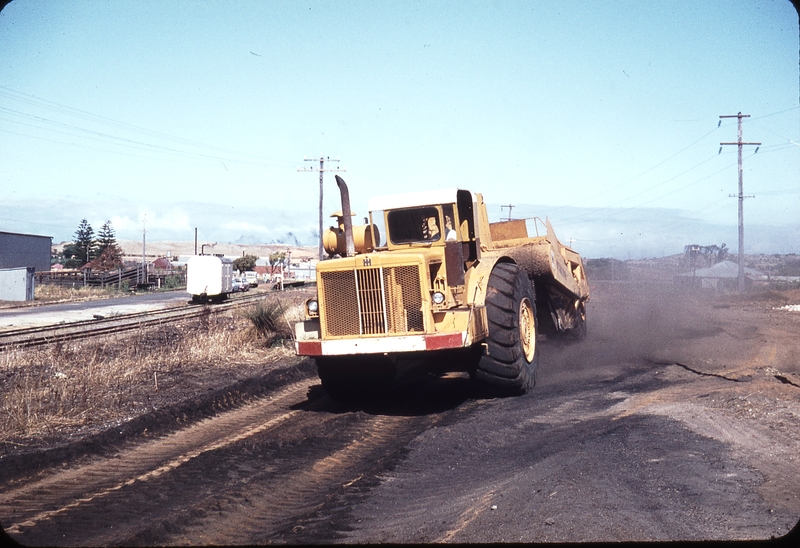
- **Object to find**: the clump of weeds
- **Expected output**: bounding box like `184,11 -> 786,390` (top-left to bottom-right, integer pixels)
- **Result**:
241,298 -> 301,346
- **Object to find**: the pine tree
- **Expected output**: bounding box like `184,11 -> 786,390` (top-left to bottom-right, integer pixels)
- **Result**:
73,219 -> 96,266
94,221 -> 124,271
96,221 -> 115,253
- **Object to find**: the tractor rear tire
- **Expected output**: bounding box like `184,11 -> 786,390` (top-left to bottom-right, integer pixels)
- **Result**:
550,301 -> 587,342
473,262 -> 538,396
567,302 -> 587,340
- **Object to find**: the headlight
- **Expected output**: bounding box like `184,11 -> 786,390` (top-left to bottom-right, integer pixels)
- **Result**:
306,299 -> 319,315
431,291 -> 445,305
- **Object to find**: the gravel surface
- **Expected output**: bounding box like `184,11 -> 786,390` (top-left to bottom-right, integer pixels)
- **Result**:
1,282 -> 799,544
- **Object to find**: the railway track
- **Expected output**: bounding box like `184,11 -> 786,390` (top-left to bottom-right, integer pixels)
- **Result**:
0,292 -> 276,350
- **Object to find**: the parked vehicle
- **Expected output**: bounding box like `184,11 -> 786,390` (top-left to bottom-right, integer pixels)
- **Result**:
244,271 -> 259,288
187,255 -> 234,303
233,277 -> 249,292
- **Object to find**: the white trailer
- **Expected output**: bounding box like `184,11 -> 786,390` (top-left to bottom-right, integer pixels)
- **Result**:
187,255 -> 234,303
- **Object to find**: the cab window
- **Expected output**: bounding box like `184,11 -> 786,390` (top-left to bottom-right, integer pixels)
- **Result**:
387,207 -> 442,244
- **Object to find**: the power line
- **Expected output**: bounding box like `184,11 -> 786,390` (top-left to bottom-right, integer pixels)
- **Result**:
556,154 -> 734,226
560,106 -> 797,219
0,85 -> 293,168
0,125 -> 255,166
565,125 -> 722,209
0,86 -> 257,157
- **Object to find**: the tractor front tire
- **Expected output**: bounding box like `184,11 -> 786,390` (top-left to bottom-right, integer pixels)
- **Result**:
473,262 -> 538,396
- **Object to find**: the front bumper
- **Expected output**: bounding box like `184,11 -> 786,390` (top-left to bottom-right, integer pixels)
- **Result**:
295,331 -> 467,357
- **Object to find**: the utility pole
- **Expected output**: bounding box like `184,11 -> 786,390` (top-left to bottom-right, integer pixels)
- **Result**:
501,204 -> 514,221
141,215 -> 147,285
719,112 -> 760,292
298,156 -> 346,261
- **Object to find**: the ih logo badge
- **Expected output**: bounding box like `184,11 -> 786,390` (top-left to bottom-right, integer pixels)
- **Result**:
363,257 -> 372,267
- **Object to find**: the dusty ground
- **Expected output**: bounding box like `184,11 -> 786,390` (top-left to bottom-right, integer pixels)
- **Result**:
1,281 -> 799,544
334,282 -> 800,543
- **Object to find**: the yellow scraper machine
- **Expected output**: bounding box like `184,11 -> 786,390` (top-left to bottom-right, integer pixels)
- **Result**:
296,176 -> 589,398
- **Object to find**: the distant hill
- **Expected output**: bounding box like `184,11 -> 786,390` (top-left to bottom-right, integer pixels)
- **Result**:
52,240 -> 318,262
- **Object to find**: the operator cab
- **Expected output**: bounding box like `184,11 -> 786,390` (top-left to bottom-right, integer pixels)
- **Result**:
384,204 -> 457,244
367,188 -> 478,260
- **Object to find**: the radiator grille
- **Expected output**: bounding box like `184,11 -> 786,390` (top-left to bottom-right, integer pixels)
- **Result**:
320,265 -> 424,337
383,265 -> 424,333
357,268 -> 385,334
320,270 -> 359,337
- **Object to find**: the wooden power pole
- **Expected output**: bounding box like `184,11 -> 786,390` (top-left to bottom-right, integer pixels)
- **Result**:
298,156 -> 346,261
719,113 -> 760,293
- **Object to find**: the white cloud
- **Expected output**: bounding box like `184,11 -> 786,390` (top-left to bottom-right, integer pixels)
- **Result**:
1,197 -> 797,258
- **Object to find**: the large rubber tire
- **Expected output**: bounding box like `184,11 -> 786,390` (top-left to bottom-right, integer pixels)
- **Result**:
566,302 -> 587,340
550,300 -> 587,342
474,262 -> 539,395
315,356 -> 395,400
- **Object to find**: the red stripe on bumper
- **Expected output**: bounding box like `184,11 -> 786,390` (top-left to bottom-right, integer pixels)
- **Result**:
296,340 -> 322,356
425,332 -> 464,351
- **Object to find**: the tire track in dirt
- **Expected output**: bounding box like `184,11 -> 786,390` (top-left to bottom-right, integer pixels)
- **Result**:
5,372 -> 478,546
172,414 -> 425,545
2,377 -> 318,536
124,378 -> 479,545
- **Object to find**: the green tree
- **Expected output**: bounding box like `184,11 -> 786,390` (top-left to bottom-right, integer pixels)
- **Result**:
96,220 -> 116,254
65,244 -> 80,268
233,254 -> 258,273
73,219 -> 96,266
94,220 -> 123,270
268,252 -> 286,274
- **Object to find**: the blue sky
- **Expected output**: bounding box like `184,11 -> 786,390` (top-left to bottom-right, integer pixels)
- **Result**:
1,0 -> 798,259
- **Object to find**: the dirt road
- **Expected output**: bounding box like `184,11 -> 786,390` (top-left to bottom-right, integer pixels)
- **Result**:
2,281 -> 799,544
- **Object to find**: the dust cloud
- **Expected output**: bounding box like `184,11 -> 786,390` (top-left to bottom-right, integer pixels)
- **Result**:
539,281 -> 717,383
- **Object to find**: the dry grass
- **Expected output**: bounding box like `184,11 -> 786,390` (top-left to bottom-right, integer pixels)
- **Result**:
33,284 -> 119,303
0,298 -> 306,450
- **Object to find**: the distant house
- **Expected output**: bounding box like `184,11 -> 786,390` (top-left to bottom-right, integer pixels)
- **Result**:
152,257 -> 173,270
674,260 -> 762,291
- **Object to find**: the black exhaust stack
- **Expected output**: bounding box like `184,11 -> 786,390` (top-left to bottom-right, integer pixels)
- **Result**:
335,175 -> 355,257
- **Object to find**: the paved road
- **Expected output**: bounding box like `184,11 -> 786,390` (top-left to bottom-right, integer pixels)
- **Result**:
0,291 -> 192,329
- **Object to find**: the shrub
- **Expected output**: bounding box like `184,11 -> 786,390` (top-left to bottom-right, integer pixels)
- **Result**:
162,275 -> 183,290
242,300 -> 292,342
